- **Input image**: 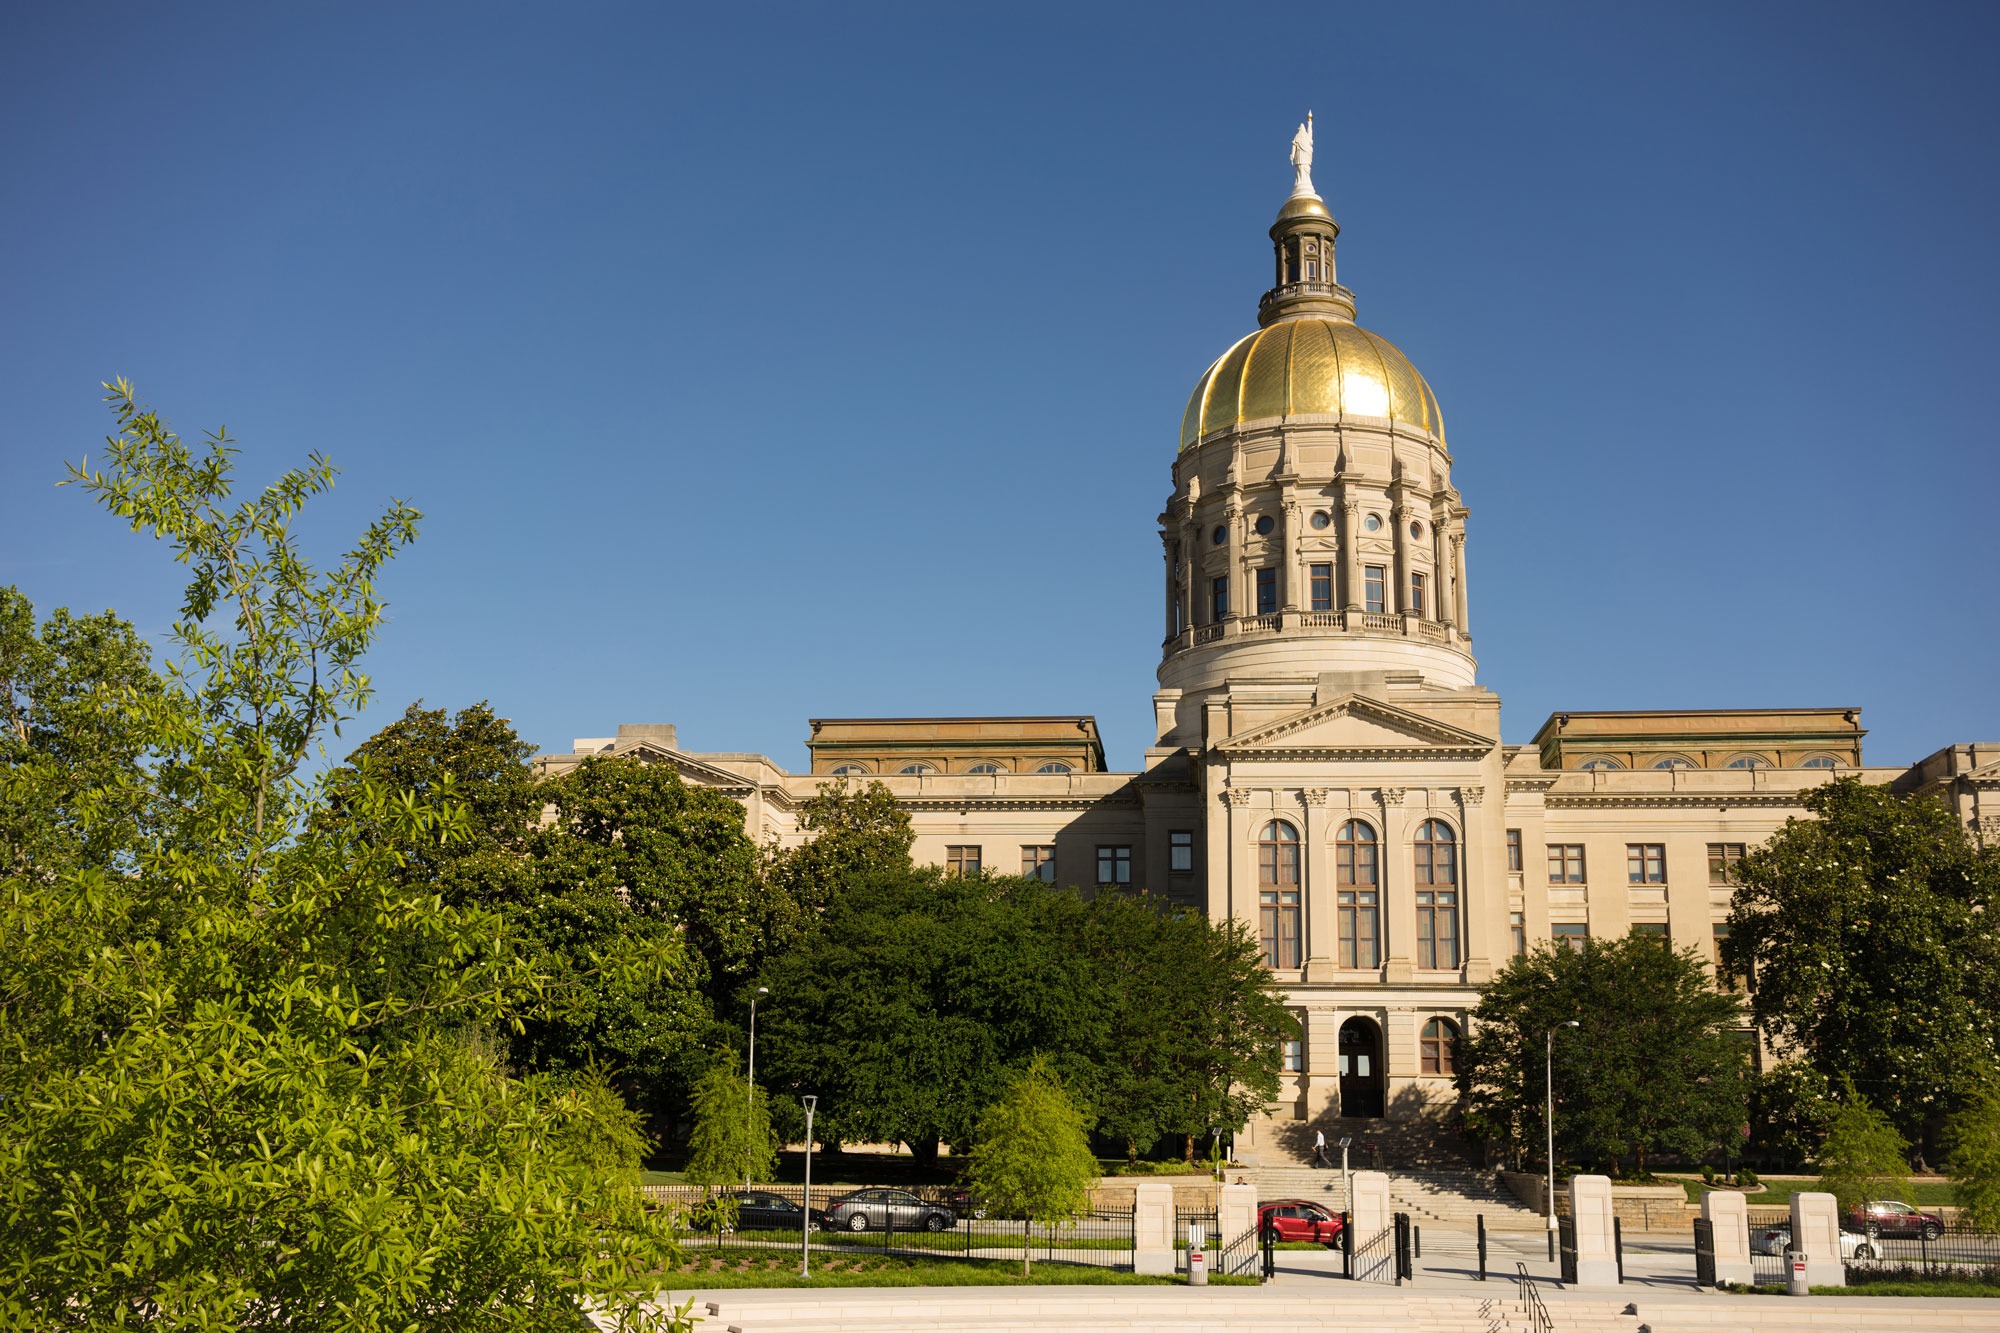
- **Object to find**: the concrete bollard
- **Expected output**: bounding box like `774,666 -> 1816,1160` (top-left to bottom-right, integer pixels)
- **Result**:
1187,1222 -> 1207,1285
1567,1175 -> 1620,1287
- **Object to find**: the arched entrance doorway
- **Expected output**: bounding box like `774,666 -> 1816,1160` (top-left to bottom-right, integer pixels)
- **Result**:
1338,1017 -> 1384,1118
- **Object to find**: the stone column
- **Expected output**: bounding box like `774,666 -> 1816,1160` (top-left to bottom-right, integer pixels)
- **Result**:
1433,520 -> 1455,628
1702,1189 -> 1753,1287
1230,504 -> 1248,623
1568,1175 -> 1620,1287
1225,788 -> 1254,938
1392,503 -> 1413,613
1341,497 -> 1361,610
1133,1181 -> 1175,1276
1161,530 -> 1177,640
1451,531 -> 1469,633
1218,1182 -> 1258,1244
1281,494 -> 1302,612
1302,789 -> 1335,978
1350,1170 -> 1393,1282
1789,1191 -> 1845,1288
1180,521 -> 1198,635
1381,788 -> 1414,983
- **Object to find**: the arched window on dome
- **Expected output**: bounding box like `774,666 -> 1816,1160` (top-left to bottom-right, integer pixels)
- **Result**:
1336,820 -> 1379,970
1421,1018 -> 1460,1076
1258,820 -> 1301,970
1414,820 -> 1459,970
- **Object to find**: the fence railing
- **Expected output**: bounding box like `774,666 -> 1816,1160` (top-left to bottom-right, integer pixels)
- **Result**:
1213,1225 -> 1267,1280
1515,1262 -> 1553,1333
1173,1207 -> 1217,1275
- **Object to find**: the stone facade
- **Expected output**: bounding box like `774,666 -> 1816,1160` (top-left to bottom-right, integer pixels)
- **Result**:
535,149 -> 1994,1162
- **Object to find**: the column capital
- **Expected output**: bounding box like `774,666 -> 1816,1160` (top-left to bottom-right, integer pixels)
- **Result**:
1223,787 -> 1254,808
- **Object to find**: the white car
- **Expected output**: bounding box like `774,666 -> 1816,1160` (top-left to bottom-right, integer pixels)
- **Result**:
1750,1225 -> 1878,1260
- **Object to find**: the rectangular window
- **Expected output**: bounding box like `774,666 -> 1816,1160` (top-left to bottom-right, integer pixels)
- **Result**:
1096,844 -> 1132,886
945,845 -> 982,878
1168,829 -> 1194,873
1627,843 -> 1667,884
1281,1037 -> 1304,1073
1631,922 -> 1669,945
1547,844 -> 1585,883
1309,563 -> 1333,611
1708,843 -> 1747,885
1259,831 -> 1302,970
1506,829 -> 1522,872
1410,571 -> 1427,618
1416,888 -> 1460,969
1210,576 -> 1229,623
1553,922 -> 1589,952
1256,566 -> 1277,615
1021,845 -> 1056,882
1510,911 -> 1527,957
1336,824 -> 1379,970
1713,921 -> 1749,991
1364,565 -> 1386,614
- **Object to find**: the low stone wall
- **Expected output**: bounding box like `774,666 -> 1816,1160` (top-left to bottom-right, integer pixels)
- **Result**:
1088,1175 -> 1218,1212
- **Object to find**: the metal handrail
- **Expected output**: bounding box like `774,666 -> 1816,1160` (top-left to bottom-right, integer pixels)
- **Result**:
1515,1262 -> 1553,1333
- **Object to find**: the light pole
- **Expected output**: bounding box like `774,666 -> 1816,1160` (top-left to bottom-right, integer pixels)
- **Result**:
1337,1135 -> 1353,1221
746,986 -> 769,1187
799,1095 -> 817,1277
1545,1020 -> 1580,1261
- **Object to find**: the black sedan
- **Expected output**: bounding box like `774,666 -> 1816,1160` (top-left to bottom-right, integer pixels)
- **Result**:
713,1190 -> 826,1232
823,1187 -> 956,1233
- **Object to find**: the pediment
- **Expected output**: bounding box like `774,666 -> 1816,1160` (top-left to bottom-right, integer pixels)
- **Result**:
1962,758 -> 2000,786
615,740 -> 756,792
1215,693 -> 1494,760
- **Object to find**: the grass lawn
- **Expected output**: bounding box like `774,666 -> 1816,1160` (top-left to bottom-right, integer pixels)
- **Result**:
642,1156 -> 1212,1189
1664,1176 -> 1960,1207
654,1251 -> 1180,1288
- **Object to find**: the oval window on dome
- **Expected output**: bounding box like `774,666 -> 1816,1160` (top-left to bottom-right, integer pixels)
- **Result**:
1364,514 -> 1382,533
1310,511 -> 1331,530
1254,515 -> 1274,536
1212,525 -> 1227,545
1410,521 -> 1424,539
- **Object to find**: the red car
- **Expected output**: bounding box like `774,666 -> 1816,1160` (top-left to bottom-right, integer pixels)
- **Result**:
1847,1200 -> 1945,1241
1259,1199 -> 1345,1246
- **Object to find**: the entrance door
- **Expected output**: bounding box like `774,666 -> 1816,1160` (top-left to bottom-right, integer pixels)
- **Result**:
1338,1017 -> 1384,1118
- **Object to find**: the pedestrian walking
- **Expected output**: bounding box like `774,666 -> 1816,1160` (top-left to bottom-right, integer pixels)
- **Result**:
1313,1128 -> 1328,1168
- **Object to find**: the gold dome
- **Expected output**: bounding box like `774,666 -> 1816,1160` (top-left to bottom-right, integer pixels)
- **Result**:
1179,317 -> 1445,451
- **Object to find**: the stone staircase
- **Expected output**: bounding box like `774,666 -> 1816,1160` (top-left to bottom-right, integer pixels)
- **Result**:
1249,1163 -> 1546,1231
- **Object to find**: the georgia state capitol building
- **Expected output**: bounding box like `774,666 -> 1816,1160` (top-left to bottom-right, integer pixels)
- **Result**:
538,120 -> 1997,1161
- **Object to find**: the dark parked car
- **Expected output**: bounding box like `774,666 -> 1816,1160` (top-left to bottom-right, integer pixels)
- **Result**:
1258,1199 -> 1344,1247
1847,1200 -> 1945,1241
712,1190 -> 826,1232
940,1186 -> 988,1220
823,1187 -> 957,1233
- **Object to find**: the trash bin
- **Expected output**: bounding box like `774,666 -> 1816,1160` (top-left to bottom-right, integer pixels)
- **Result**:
1788,1253 -> 1809,1297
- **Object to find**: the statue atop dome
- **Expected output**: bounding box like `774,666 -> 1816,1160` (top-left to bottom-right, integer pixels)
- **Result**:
1289,112 -> 1315,197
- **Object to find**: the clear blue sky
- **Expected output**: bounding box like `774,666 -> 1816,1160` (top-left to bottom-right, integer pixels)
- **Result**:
4,3 -> 1996,772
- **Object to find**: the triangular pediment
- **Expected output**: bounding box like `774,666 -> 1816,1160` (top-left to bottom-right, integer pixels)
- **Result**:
615,740 -> 757,792
1215,693 -> 1494,759
1962,758 -> 2000,786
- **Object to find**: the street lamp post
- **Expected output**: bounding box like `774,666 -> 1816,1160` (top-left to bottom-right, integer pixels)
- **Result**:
1545,1020 -> 1580,1261
746,986 -> 769,1187
800,1095 -> 817,1277
1337,1135 -> 1353,1221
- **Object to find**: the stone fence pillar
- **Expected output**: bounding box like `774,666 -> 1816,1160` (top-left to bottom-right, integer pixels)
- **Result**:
1351,1169 -> 1393,1282
1569,1174 -> 1619,1286
1790,1191 -> 1845,1288
1218,1182 -> 1257,1243
1702,1188 -> 1753,1287
1133,1181 -> 1174,1276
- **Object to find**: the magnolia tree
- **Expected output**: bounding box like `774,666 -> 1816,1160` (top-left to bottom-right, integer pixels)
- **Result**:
0,384 -> 683,1331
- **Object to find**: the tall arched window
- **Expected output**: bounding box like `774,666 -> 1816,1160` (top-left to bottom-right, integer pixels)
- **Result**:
1420,1018 -> 1460,1076
1414,819 -> 1460,970
1335,819 -> 1380,969
1258,820 -> 1302,970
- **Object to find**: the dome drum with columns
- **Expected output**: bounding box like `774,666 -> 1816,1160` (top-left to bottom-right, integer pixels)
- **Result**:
538,119 -> 1988,1165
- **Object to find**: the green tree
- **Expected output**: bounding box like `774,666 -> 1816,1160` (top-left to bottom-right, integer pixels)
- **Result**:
0,383 -> 679,1330
682,1056 -> 777,1189
1817,1085 -> 1911,1212
1945,1089 -> 2000,1231
963,1056 -> 1100,1275
1724,778 -> 2000,1152
763,779 -> 915,926
1458,935 -> 1749,1175
1747,1062 -> 1835,1170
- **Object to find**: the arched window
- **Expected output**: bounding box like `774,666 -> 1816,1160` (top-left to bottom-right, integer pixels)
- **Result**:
1258,820 -> 1302,970
1579,757 -> 1623,771
965,763 -> 1005,774
1335,819 -> 1380,970
1725,755 -> 1770,770
1421,1018 -> 1460,1076
898,762 -> 935,775
1414,820 -> 1460,970
829,764 -> 870,776
1651,756 -> 1695,770
1801,756 -> 1841,770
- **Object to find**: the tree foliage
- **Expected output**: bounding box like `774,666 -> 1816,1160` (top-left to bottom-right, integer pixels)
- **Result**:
1945,1089 -> 2000,1232
1458,935 -> 1749,1174
1817,1085 -> 1912,1211
0,384 -> 679,1330
1724,778 -> 2000,1148
962,1057 -> 1100,1275
1747,1062 -> 1836,1170
681,1056 -> 777,1189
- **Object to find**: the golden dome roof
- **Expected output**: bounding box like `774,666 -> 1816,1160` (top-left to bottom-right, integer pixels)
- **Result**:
1179,317 -> 1446,451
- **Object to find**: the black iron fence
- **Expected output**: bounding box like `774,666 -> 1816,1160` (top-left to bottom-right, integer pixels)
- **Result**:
1557,1214 -> 1577,1285
1349,1214 -> 1397,1282
1515,1262 -> 1554,1333
1173,1207 -> 1217,1276
1737,1204 -> 2000,1288
1693,1217 -> 1716,1287
1213,1224 -> 1267,1280
664,1186 -> 1136,1271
